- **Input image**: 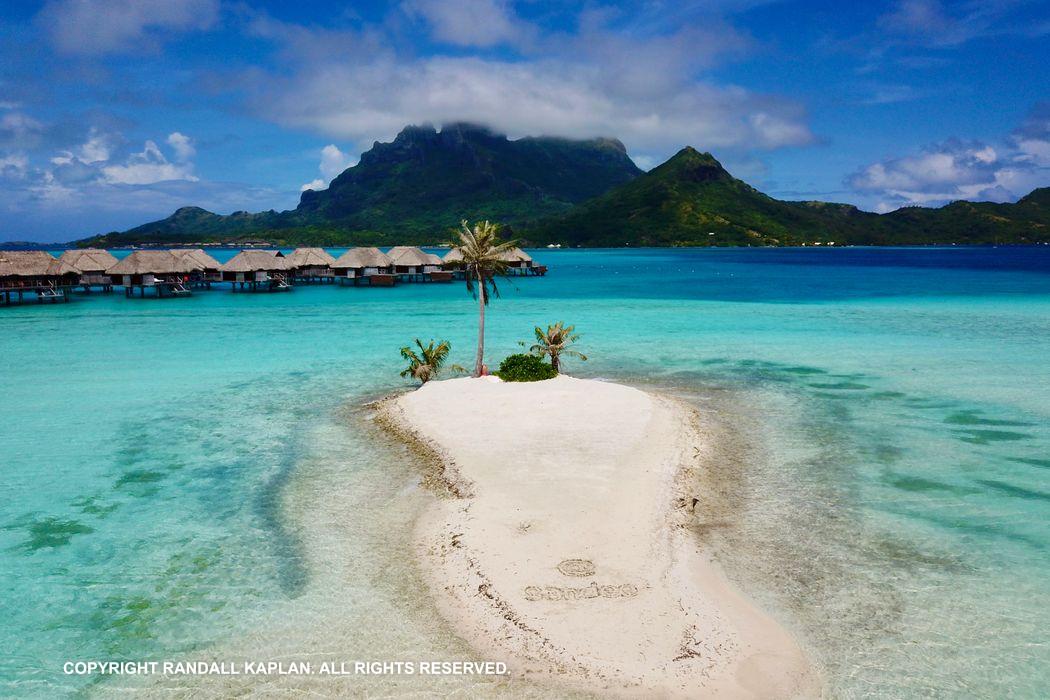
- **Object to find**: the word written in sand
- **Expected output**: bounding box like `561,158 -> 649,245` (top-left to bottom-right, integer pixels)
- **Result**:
557,559 -> 596,577
524,582 -> 639,602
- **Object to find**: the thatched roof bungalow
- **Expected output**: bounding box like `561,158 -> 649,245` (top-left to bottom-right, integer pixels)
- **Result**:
331,247 -> 392,277
59,249 -> 119,275
443,246 -> 537,274
1,251 -> 79,301
387,246 -> 442,275
218,250 -> 291,290
172,249 -> 221,272
287,248 -> 335,280
500,247 -> 534,268
106,251 -> 199,296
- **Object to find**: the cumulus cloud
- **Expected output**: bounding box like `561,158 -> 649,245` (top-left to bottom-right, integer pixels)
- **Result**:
0,109 -> 45,150
237,10 -> 810,165
300,144 -> 355,191
0,153 -> 29,179
0,122 -> 294,241
1011,102 -> 1050,166
38,0 -> 220,55
847,107 -> 1050,210
101,139 -> 197,185
166,132 -> 195,161
402,0 -> 526,48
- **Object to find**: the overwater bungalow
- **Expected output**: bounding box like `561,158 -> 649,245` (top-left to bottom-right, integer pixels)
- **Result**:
59,249 -> 119,291
444,246 -> 546,276
387,246 -> 446,281
106,251 -> 198,297
500,247 -> 546,275
287,247 -> 336,282
219,250 -> 291,292
330,247 -> 396,286
172,249 -> 222,286
0,251 -> 78,304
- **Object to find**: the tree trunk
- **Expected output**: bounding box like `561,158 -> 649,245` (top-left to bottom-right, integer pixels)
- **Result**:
474,270 -> 486,377
551,353 -> 560,374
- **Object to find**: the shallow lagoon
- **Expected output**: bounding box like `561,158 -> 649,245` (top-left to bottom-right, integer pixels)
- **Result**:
1,246 -> 1048,697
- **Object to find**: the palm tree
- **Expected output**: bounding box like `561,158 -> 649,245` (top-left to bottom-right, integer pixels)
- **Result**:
450,220 -> 515,376
400,339 -> 464,384
530,322 -> 587,374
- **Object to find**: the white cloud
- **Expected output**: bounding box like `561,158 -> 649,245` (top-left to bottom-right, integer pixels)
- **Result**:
300,144 -> 356,191
78,130 -> 113,163
38,0 -> 220,55
1010,102 -> 1050,166
847,108 -> 1050,210
402,0 -> 525,48
319,144 -> 353,180
166,132 -> 195,161
0,110 -> 44,149
238,11 -> 810,161
875,0 -> 1047,48
0,153 -> 29,179
101,139 -> 197,185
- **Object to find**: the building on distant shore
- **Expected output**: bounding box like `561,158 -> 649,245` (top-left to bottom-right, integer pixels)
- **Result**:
287,248 -> 336,282
59,249 -> 119,290
330,247 -> 395,285
106,251 -> 199,297
219,250 -> 292,292
0,251 -> 79,304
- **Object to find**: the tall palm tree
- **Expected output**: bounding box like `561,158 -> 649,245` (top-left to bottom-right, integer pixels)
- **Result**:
450,220 -> 515,376
400,339 -> 463,384
530,322 -> 587,374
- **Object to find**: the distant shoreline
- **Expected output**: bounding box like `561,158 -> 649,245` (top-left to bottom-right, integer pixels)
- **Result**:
5,242 -> 1050,251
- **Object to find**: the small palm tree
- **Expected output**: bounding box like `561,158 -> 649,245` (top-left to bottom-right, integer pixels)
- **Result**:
400,339 -> 464,384
450,220 -> 516,376
530,322 -> 587,374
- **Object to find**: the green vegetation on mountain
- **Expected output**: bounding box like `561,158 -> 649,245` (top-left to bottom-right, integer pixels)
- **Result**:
81,123 -> 641,248
522,147 -> 1050,246
76,126 -> 1049,249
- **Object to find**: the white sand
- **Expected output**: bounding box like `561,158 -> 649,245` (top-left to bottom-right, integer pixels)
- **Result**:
387,375 -> 819,698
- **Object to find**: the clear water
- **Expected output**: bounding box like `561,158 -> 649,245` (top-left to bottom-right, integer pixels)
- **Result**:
1,247 -> 1048,697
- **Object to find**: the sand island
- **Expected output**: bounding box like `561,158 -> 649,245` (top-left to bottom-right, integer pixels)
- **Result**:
381,375 -> 819,698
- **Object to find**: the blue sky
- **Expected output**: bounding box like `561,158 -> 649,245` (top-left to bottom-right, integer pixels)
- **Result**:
1,0 -> 1048,242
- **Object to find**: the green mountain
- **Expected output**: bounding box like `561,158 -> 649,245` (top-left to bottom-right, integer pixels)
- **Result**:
80,123 -> 642,247
523,147 -> 1050,246
77,130 -> 1049,249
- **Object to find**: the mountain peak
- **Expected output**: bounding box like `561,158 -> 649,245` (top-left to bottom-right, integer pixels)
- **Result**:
657,147 -> 730,182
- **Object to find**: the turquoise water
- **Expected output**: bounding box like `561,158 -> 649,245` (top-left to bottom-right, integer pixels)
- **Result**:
1,247 -> 1048,697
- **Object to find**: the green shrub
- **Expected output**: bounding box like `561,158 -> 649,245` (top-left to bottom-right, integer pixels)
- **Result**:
497,353 -> 557,382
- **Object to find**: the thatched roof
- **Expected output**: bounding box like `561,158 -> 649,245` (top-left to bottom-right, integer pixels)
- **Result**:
172,249 -> 221,270
0,250 -> 78,277
219,250 -> 290,273
107,250 -> 198,275
386,246 -> 435,266
443,246 -> 532,263
331,247 -> 392,268
287,247 -> 335,268
59,248 -> 119,272
500,247 -> 533,263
